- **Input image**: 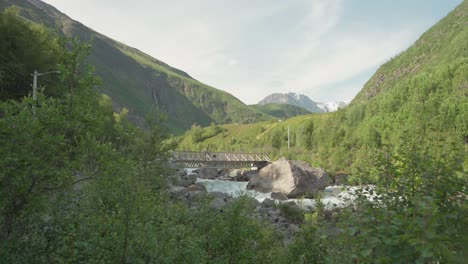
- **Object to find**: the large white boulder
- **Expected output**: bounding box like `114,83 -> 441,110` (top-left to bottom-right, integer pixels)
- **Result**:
247,159 -> 330,198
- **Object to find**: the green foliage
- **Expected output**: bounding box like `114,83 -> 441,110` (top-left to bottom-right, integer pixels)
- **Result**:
186,122 -> 226,145
0,7 -> 64,99
302,120 -> 314,150
271,129 -> 284,150
0,1 -> 467,263
192,196 -> 284,263
251,103 -> 311,119
0,31 -> 287,263
278,202 -> 304,224
332,133 -> 466,263
0,37 -> 172,262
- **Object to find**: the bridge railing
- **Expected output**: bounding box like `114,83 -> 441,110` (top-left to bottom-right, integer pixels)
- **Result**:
172,150 -> 270,162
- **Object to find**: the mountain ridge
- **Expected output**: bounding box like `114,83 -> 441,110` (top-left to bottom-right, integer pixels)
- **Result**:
1,0 -> 271,133
250,103 -> 311,119
258,92 -> 348,113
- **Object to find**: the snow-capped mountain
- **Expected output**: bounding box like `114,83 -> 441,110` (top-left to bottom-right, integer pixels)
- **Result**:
258,93 -> 348,113
317,101 -> 350,112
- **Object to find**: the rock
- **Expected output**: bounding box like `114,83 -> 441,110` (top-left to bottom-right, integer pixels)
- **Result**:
250,197 -> 261,208
178,173 -> 197,187
186,191 -> 205,201
218,175 -> 232,181
175,169 -> 187,177
197,168 -> 219,179
186,183 -> 206,192
209,191 -> 228,199
238,170 -> 259,181
334,172 -> 349,185
231,196 -> 260,210
187,173 -> 198,180
271,192 -> 288,200
169,186 -> 186,197
211,197 -> 227,210
254,205 -> 262,213
215,169 -> 260,181
229,169 -> 240,177
216,169 -> 230,181
288,223 -> 300,233
323,186 -> 343,197
262,198 -> 275,207
247,158 -> 330,198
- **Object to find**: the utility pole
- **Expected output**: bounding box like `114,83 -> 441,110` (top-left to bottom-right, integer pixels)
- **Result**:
287,125 -> 290,149
32,70 -> 38,102
31,70 -> 61,116
32,70 -> 38,116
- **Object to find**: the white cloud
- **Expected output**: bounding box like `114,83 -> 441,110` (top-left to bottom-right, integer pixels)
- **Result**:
288,29 -> 417,99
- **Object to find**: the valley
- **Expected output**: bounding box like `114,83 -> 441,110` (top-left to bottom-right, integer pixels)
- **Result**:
0,0 -> 466,263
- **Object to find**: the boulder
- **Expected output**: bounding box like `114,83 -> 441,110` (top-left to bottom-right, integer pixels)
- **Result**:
211,197 -> 227,211
271,192 -> 288,200
247,158 -> 330,198
217,169 -> 231,181
230,196 -> 260,210
186,191 -> 205,201
178,173 -> 197,187
238,170 -> 259,181
186,183 -> 206,192
175,169 -> 187,177
334,172 -> 349,185
228,169 -> 241,179
262,198 -> 275,207
197,168 -> 219,179
169,186 -> 186,197
213,169 -> 260,181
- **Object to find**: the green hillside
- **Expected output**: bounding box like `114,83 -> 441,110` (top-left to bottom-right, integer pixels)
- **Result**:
0,0 -> 271,133
179,1 -> 468,177
1,2 -> 467,263
353,0 -> 468,104
250,103 -> 311,119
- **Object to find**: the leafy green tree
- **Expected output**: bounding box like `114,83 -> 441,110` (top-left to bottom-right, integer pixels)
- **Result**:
303,120 -> 314,150
332,129 -> 466,263
0,7 -> 64,99
271,129 -> 283,150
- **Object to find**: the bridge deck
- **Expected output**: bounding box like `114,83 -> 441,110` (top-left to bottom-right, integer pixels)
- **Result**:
172,151 -> 270,168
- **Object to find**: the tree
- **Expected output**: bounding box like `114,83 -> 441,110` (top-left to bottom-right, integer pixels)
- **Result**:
271,129 -> 283,150
303,120 -> 314,150
0,7 -> 64,100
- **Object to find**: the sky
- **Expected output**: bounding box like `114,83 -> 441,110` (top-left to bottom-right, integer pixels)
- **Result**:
42,0 -> 463,104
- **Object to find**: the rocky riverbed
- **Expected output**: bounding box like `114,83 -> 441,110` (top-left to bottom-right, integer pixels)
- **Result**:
167,159 -> 377,242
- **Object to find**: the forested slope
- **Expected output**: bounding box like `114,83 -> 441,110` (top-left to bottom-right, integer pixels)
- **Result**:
1,0 -> 271,133
251,103 -> 311,119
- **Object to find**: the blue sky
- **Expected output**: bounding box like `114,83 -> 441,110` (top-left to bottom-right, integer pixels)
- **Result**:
43,0 -> 463,104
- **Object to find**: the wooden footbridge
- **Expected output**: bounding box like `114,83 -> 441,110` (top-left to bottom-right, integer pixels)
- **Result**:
172,151 -> 271,168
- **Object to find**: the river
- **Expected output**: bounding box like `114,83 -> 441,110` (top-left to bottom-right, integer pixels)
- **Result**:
196,178 -> 376,210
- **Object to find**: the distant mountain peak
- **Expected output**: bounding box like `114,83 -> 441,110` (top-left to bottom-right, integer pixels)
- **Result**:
316,101 -> 350,112
258,93 -> 348,113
